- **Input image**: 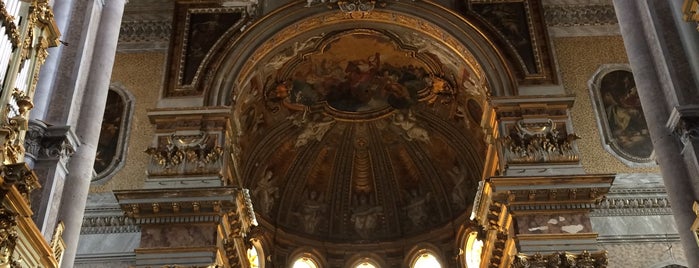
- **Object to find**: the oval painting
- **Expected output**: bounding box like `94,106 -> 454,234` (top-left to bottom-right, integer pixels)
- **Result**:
589,65 -> 653,166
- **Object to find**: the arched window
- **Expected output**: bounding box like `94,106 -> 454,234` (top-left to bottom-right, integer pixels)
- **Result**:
412,252 -> 441,268
346,253 -> 386,268
354,262 -> 377,268
352,258 -> 380,268
289,249 -> 324,268
464,231 -> 484,268
293,257 -> 319,268
247,246 -> 260,268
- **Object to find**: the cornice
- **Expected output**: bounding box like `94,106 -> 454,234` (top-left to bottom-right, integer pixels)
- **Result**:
115,1 -> 622,51
118,20 -> 172,52
542,1 -> 621,37
590,173 -> 673,217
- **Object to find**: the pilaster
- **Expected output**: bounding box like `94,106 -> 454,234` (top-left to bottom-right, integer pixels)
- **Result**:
24,119 -> 78,237
114,187 -> 256,267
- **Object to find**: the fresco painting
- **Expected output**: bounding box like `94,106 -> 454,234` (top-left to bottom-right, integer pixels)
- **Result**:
472,2 -> 537,74
269,33 -> 432,113
184,12 -> 243,84
597,69 -> 653,161
94,90 -> 125,176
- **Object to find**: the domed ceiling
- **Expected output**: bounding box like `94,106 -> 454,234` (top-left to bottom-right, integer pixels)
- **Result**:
229,13 -> 492,243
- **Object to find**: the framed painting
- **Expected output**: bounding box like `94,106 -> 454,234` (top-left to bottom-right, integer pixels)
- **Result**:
589,64 -> 655,166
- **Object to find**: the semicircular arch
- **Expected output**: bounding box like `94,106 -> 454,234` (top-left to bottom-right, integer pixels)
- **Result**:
203,1 -> 517,107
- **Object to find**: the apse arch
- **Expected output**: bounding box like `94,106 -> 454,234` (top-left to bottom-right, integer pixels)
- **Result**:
203,0 -> 517,106
203,2 -> 514,266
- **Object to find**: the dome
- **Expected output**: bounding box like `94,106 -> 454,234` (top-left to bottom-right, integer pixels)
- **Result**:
232,27 -> 490,242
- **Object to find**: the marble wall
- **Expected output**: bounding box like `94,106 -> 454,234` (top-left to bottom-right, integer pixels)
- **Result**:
140,225 -> 217,248
517,213 -> 591,235
601,242 -> 687,267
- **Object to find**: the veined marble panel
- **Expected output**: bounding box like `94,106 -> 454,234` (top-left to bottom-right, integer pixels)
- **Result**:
77,233 -> 141,254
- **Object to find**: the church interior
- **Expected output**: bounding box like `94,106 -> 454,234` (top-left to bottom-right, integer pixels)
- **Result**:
1,0 -> 698,267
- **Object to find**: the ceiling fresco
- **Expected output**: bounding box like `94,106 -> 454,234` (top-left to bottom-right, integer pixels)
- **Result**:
230,28 -> 491,242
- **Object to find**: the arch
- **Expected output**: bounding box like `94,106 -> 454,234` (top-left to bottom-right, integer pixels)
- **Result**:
203,1 -> 517,106
91,82 -> 135,184
462,230 -> 484,268
247,237 -> 266,268
289,248 -> 326,268
345,252 -> 387,268
404,243 -> 446,268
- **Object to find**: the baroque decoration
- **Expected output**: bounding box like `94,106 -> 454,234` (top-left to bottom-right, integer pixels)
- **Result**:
513,251 -> 608,268
499,119 -> 580,164
231,28 -> 488,242
144,132 -> 224,176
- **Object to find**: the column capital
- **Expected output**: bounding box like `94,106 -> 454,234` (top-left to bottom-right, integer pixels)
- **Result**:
25,120 -> 79,164
667,105 -> 699,147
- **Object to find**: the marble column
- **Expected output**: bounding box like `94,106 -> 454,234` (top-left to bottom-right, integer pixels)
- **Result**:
57,0 -> 126,266
30,0 -> 76,121
613,0 -> 699,265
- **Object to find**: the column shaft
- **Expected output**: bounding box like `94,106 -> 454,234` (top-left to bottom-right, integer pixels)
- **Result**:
57,0 -> 125,266
613,0 -> 699,265
30,0 -> 75,121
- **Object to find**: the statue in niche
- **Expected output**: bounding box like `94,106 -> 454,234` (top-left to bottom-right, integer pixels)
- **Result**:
294,190 -> 327,234
351,193 -> 383,239
403,188 -> 431,228
252,170 -> 278,216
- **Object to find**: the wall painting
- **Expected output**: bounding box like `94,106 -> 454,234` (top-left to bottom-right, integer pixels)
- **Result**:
589,65 -> 654,166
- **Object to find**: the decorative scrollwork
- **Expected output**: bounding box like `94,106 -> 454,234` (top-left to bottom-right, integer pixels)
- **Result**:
0,208 -> 18,267
145,132 -> 224,176
0,1 -> 21,48
500,120 -> 580,164
338,0 -> 376,14
1,163 -> 40,205
513,251 -> 608,268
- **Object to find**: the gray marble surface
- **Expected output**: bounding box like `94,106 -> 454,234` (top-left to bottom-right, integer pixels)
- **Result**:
591,215 -> 678,241
77,232 -> 140,254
